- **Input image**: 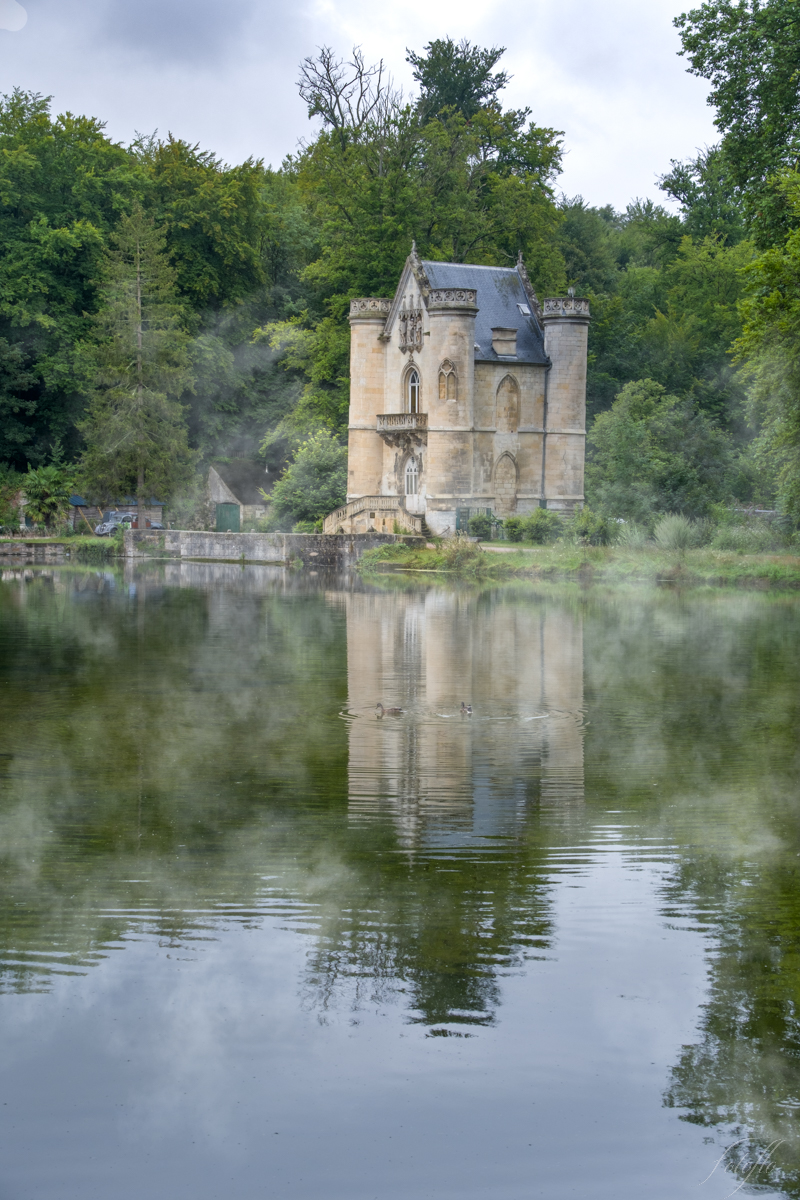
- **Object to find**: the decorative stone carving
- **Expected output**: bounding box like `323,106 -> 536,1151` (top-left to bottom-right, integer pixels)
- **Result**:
542,296 -> 591,320
398,303 -> 423,353
350,297 -> 391,320
516,252 -> 543,324
377,412 -> 428,449
438,360 -> 457,402
427,288 -> 478,310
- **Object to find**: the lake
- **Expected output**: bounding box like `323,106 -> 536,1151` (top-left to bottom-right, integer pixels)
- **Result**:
0,562 -> 798,1199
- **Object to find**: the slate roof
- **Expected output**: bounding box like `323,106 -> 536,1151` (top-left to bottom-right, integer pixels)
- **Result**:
421,261 -> 549,366
69,494 -> 165,507
209,460 -> 271,505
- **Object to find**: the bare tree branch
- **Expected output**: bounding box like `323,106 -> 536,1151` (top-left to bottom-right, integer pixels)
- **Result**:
298,46 -> 401,146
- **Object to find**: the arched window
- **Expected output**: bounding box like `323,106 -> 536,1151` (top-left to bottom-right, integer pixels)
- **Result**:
495,374 -> 520,433
407,368 -> 420,414
438,361 -> 457,402
405,457 -> 419,495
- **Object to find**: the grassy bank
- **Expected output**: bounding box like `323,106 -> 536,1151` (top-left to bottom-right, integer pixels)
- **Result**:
358,541 -> 800,589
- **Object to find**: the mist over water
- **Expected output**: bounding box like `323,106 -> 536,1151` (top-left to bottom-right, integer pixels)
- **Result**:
0,565 -> 798,1199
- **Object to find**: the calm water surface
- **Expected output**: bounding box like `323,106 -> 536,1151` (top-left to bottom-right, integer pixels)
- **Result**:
0,563 -> 798,1199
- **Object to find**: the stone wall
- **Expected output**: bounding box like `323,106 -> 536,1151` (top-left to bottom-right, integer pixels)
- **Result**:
0,541 -> 67,563
123,529 -> 424,564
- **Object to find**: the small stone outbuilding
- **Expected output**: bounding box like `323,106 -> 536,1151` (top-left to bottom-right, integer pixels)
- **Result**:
208,461 -> 271,532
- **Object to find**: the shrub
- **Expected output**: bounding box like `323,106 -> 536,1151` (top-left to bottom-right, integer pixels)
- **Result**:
293,518 -> 323,533
270,430 -> 347,526
468,513 -> 492,539
521,509 -> 563,544
441,538 -> 485,572
23,462 -> 76,529
586,378 -> 733,521
504,516 -> 524,542
617,521 -> 649,548
711,522 -> 783,553
653,514 -> 696,551
567,506 -> 613,546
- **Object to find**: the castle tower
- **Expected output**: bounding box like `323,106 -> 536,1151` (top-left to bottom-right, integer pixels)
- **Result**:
323,255 -> 591,535
540,296 -> 591,511
347,298 -> 391,501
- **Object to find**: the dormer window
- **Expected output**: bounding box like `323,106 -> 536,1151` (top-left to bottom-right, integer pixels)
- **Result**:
407,368 -> 420,414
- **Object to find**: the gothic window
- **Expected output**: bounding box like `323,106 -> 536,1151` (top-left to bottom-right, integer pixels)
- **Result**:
407,368 -> 420,414
405,456 -> 419,495
438,360 -> 457,402
495,374 -> 520,433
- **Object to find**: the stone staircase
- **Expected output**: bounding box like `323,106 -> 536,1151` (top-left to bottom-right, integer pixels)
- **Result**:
323,496 -> 424,536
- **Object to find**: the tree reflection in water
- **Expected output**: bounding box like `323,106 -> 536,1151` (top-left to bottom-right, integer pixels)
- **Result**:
1,565 -> 800,1197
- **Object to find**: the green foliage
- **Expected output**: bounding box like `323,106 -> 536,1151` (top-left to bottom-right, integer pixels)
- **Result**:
0,463 -> 21,530
522,509 -> 563,544
710,520 -> 784,553
293,45 -> 565,305
78,206 -> 197,506
440,538 -> 487,573
659,145 -> 746,245
616,521 -> 649,548
652,513 -> 697,551
565,506 -> 613,546
503,516 -> 525,542
23,459 -> 76,528
268,429 -> 347,527
736,173 -> 800,520
406,38 -> 510,121
503,509 -> 563,543
467,512 -> 492,538
0,89 -> 146,467
675,0 -> 800,244
586,379 -> 733,520
145,136 -> 269,310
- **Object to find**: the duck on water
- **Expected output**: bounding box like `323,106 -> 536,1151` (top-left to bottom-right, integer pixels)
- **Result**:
376,703 -> 403,717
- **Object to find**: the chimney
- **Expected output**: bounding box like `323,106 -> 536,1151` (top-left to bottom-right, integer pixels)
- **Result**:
491,327 -> 517,357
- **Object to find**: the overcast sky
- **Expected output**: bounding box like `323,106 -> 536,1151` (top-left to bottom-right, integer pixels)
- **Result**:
0,0 -> 717,210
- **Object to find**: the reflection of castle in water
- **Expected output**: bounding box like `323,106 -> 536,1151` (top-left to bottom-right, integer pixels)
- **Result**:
344,591 -> 585,850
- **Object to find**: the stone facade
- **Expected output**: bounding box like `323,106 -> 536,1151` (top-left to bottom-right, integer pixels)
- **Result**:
342,589 -> 584,850
325,248 -> 589,536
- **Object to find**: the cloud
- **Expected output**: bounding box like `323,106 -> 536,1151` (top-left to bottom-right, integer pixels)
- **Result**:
1,0 -> 716,206
98,0 -> 260,63
0,0 -> 26,32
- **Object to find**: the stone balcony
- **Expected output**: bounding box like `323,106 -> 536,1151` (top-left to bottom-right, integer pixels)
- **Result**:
376,412 -> 428,448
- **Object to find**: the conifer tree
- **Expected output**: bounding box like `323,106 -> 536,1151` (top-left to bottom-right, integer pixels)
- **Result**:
79,206 -> 196,526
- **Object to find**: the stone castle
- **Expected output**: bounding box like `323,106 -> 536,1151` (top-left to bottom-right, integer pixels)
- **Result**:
323,246 -> 590,536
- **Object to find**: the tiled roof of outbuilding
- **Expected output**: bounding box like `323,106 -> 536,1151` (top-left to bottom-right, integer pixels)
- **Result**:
421,261 -> 548,365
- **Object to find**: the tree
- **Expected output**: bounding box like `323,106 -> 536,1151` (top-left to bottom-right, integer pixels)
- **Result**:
736,172 -> 800,520
406,38 -> 509,121
266,429 -> 346,529
586,378 -> 733,520
0,89 -> 145,467
79,206 -> 197,524
22,460 -> 75,529
297,46 -> 396,147
675,0 -> 800,243
659,145 -> 746,245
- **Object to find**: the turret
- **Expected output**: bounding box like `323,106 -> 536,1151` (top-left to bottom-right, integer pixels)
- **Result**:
348,298 -> 390,499
540,296 -> 591,511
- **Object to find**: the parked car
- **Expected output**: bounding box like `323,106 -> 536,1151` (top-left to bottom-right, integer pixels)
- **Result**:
94,512 -> 129,536
94,512 -> 164,536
